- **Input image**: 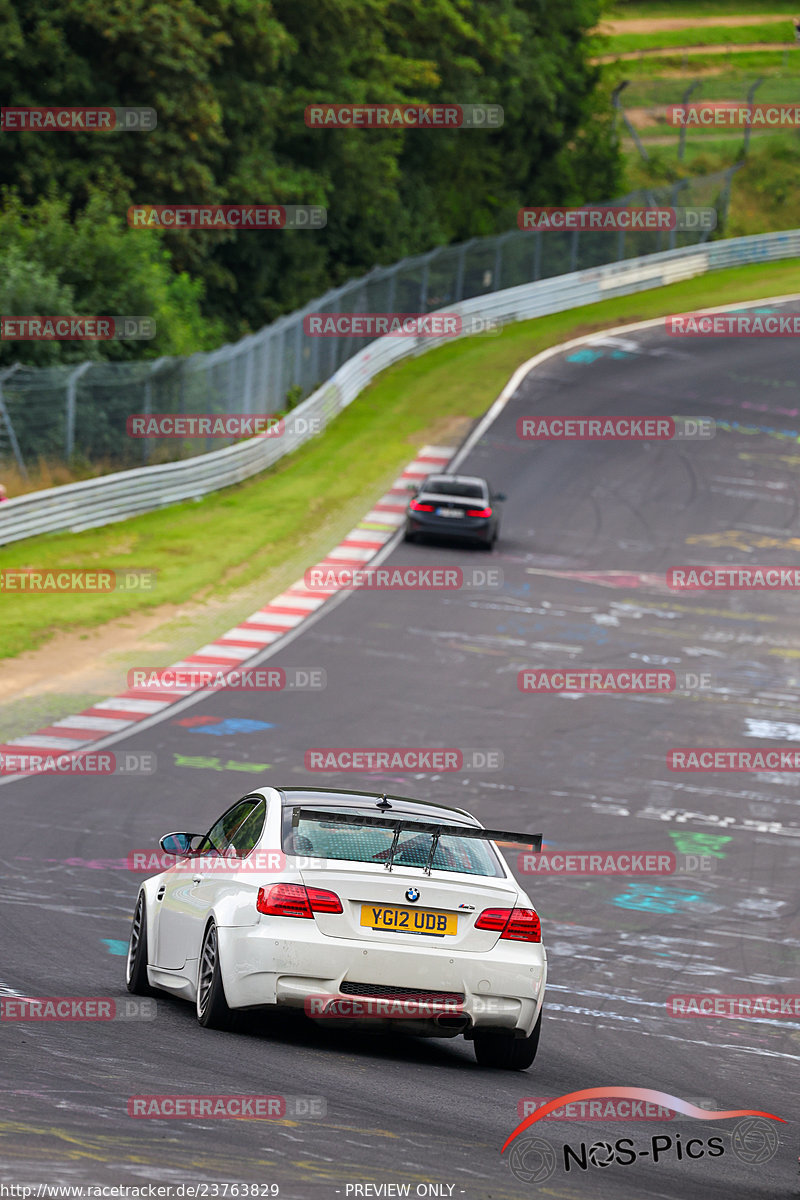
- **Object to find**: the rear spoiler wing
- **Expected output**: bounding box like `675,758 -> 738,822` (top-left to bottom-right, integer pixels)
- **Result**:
291,806 -> 541,873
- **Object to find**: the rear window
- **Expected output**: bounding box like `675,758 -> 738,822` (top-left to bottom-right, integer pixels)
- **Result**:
423,478 -> 485,500
282,806 -> 504,877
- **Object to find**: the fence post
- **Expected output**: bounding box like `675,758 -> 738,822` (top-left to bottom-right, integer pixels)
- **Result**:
741,77 -> 763,160
612,79 -> 649,163
678,80 -> 701,163
242,340 -> 255,415
570,228 -> 580,272
306,308 -> 320,396
142,357 -> 170,464
454,243 -> 467,301
419,258 -> 430,312
669,180 -> 687,251
0,363 -> 27,478
292,318 -> 303,405
65,361 -> 92,461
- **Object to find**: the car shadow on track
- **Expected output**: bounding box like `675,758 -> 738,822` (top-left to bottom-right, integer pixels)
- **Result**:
151,991 -> 482,1069
403,534 -> 494,553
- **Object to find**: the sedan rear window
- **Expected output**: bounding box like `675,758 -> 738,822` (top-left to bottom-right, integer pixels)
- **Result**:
282,806 -> 504,877
423,478 -> 485,500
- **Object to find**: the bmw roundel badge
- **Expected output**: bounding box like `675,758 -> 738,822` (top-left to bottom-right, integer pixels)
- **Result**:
405,887 -> 420,903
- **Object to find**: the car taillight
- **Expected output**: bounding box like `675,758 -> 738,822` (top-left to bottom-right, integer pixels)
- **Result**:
306,887 -> 343,913
409,499 -> 435,513
466,506 -> 491,517
475,907 -> 541,942
257,884 -> 311,917
257,884 -> 343,917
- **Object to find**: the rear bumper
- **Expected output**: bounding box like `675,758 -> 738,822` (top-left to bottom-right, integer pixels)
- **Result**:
219,922 -> 546,1036
406,516 -> 493,542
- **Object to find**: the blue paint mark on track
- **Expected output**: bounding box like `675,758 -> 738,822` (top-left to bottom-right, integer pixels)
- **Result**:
102,938 -> 129,956
191,719 -> 275,737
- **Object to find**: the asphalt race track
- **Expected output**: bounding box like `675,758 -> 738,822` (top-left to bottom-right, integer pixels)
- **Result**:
2,303 -> 800,1199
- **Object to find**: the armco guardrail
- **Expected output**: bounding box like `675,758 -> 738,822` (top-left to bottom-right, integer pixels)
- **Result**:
0,168 -> 735,472
1,229 -> 799,547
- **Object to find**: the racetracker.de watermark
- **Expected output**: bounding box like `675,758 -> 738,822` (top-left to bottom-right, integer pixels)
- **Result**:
667,994 -> 800,1018
0,751 -> 156,777
126,667 -> 326,692
1,106 -> 156,131
126,849 -> 301,873
0,317 -> 155,341
304,103 -> 502,128
128,205 -> 326,229
302,313 -> 500,337
126,415 -> 285,438
0,997 -> 155,1021
517,669 -> 714,694
518,851 -> 715,875
516,416 -> 714,441
304,566 -> 502,590
668,566 -> 800,590
305,995 -> 521,1018
668,748 -> 800,772
1,569 -> 156,592
127,1095 -> 325,1119
667,312 -> 800,337
306,996 -> 462,1019
304,748 -> 503,771
667,103 -> 800,128
517,207 -> 716,232
518,1097 -> 679,1120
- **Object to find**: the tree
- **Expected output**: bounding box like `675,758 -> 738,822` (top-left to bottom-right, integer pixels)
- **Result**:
0,0 -> 620,341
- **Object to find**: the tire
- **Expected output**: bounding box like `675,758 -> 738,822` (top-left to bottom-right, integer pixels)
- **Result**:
473,1011 -> 542,1070
196,921 -> 234,1030
126,891 -> 156,996
404,530 -> 416,543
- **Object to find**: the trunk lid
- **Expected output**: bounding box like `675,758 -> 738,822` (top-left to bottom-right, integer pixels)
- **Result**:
299,860 -> 520,951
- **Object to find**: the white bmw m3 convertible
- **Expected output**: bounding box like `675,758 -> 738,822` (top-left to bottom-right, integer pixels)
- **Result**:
126,786 -> 546,1069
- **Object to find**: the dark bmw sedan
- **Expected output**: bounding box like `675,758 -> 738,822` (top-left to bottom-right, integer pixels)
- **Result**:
404,474 -> 505,549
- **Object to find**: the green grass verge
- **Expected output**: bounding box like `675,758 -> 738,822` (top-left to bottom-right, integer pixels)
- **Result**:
619,69 -> 800,106
2,256 -> 800,662
610,1 -> 799,17
628,135 -> 781,164
601,47 -> 797,72
597,21 -> 794,55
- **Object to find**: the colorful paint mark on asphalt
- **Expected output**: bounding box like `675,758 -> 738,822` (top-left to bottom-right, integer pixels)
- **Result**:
668,831 -> 731,858
686,530 -> 800,552
101,939 -> 129,956
611,884 -> 704,914
173,754 -> 272,772
189,718 -> 274,737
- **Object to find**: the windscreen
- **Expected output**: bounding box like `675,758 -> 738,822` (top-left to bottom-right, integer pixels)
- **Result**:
282,806 -> 504,877
422,478 -> 485,500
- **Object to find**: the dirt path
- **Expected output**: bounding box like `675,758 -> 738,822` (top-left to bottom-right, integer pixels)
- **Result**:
597,15 -> 795,35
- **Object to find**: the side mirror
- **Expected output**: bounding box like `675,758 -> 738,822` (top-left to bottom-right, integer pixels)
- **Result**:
406,483 -> 419,495
159,832 -> 196,856
494,492 -> 507,502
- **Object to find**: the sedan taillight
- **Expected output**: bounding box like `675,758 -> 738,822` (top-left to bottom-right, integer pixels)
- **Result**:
409,499 -> 435,513
475,907 -> 541,942
466,506 -> 492,518
257,884 -> 343,917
